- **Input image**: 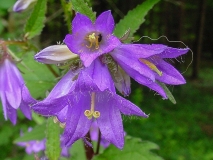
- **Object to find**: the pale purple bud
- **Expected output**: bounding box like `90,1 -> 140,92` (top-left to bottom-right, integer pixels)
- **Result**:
35,45 -> 79,64
13,0 -> 37,12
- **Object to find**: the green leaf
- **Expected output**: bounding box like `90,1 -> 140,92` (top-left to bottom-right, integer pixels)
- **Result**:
157,81 -> 176,104
46,117 -> 61,160
114,0 -> 160,38
24,0 -> 47,39
71,0 -> 96,22
14,124 -> 46,143
60,0 -> 73,32
93,136 -> 163,160
17,52 -> 57,99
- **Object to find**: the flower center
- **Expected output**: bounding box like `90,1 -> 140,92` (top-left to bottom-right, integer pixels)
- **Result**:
84,92 -> 100,119
140,58 -> 163,76
85,32 -> 102,50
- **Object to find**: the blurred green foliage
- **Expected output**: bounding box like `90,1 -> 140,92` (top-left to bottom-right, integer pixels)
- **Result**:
125,69 -> 213,160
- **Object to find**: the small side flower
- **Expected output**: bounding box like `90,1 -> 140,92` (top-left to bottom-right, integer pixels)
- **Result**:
13,0 -> 37,12
0,42 -> 34,124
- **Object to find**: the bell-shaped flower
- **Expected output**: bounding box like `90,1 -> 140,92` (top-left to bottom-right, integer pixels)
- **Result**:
13,0 -> 37,12
64,10 -> 121,67
16,129 -> 46,155
0,57 -> 34,124
32,59 -> 148,149
110,44 -> 189,98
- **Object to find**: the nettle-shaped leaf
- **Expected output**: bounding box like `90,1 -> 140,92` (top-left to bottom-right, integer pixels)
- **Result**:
71,0 -> 96,22
94,136 -> 163,160
24,0 -> 47,39
114,0 -> 160,38
18,52 -> 57,99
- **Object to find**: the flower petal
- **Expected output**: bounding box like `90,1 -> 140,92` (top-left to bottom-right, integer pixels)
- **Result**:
20,102 -> 32,120
83,59 -> 115,92
160,47 -> 189,58
74,70 -> 100,92
31,140 -> 45,153
63,93 -> 92,147
113,94 -> 148,117
55,105 -> 68,123
45,70 -> 78,102
4,59 -> 23,109
22,85 -> 36,105
35,45 -> 78,64
95,10 -> 115,34
154,60 -> 186,85
72,12 -> 94,33
110,48 -> 155,81
116,44 -> 167,59
31,97 -> 68,116
6,102 -> 17,125
96,91 -> 124,149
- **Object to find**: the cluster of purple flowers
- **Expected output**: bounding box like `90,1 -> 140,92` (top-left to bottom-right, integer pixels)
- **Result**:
0,10 -> 189,152
32,11 -> 189,149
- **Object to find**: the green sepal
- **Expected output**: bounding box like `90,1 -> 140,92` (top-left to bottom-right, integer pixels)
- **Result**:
157,81 -> 177,104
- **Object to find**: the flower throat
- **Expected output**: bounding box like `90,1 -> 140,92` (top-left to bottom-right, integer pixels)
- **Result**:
85,32 -> 102,50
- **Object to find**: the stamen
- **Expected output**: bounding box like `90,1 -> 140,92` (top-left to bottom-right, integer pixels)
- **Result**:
53,117 -> 59,123
85,32 -> 101,50
140,58 -> 163,76
59,123 -> 66,128
84,92 -> 100,119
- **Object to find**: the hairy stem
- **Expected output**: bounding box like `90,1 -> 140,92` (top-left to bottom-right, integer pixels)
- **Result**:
95,129 -> 101,155
84,132 -> 94,160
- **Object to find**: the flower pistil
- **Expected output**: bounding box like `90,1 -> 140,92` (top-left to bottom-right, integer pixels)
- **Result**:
84,92 -> 100,119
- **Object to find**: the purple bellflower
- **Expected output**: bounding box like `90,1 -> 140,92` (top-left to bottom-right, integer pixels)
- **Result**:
64,11 -> 189,98
0,43 -> 34,124
16,128 -> 70,157
32,59 -> 148,149
17,140 -> 45,154
110,44 -> 189,98
64,10 -> 121,67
